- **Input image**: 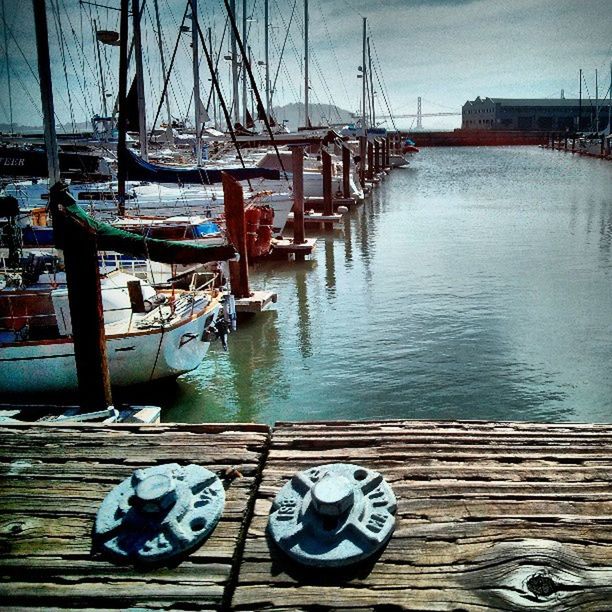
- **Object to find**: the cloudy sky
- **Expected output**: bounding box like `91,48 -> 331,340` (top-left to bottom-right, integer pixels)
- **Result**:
1,0 -> 610,130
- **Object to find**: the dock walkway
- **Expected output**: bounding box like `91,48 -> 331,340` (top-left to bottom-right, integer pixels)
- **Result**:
1,419 -> 612,610
0,422 -> 269,610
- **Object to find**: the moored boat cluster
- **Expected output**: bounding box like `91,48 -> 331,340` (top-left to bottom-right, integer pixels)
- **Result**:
0,0 -> 419,420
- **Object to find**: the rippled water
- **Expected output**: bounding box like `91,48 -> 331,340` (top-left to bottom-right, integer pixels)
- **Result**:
162,146 -> 612,424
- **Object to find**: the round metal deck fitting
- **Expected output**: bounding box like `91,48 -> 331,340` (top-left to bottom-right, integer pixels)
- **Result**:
268,463 -> 396,567
94,463 -> 225,564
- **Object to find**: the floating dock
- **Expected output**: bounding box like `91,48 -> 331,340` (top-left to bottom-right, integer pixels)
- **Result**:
286,211 -> 344,229
2,419 -> 610,609
269,237 -> 317,260
234,290 -> 278,313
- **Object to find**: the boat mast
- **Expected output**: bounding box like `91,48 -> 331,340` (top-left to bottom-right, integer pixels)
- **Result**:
1,0 -> 13,134
117,0 -> 129,215
230,0 -> 240,125
241,0 -> 248,126
264,0 -> 270,120
191,0 -> 202,165
33,0 -> 113,411
93,20 -> 108,117
362,17 -> 367,134
304,0 -> 309,128
153,0 -> 173,140
578,68 -> 582,132
32,0 -> 60,183
208,26 -> 218,129
595,69 -> 599,133
367,36 -> 375,126
132,0 -> 148,160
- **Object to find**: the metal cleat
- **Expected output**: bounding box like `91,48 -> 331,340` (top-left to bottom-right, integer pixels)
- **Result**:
268,463 -> 396,567
94,463 -> 225,564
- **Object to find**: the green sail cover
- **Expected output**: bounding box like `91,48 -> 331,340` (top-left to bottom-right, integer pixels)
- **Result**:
50,182 -> 236,264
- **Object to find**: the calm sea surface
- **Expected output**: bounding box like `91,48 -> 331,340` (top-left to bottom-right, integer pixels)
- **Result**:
161,146 -> 612,424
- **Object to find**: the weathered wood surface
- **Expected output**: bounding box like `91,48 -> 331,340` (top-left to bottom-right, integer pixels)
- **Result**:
232,420 -> 612,611
0,422 -> 269,610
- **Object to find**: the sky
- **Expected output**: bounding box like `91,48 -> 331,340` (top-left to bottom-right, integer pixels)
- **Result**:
0,0 -> 611,131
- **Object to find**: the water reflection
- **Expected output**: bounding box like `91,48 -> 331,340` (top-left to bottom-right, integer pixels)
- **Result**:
324,236 -> 336,300
169,147 -> 612,425
343,211 -> 353,266
295,265 -> 312,359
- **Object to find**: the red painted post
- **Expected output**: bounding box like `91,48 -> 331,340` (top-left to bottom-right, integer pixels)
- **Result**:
222,172 -> 250,299
292,146 -> 305,245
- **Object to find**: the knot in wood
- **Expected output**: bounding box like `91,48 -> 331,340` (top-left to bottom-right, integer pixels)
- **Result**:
526,572 -> 558,598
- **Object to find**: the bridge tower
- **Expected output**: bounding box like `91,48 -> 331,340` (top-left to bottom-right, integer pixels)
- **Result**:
416,97 -> 423,130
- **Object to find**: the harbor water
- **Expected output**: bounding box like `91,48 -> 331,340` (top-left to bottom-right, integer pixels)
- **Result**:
160,146 -> 611,424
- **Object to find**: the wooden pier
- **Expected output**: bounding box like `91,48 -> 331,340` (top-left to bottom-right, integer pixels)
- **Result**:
0,422 -> 269,610
2,419 -> 611,610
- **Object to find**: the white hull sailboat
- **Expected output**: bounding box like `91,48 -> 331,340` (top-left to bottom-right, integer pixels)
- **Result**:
0,271 -> 222,394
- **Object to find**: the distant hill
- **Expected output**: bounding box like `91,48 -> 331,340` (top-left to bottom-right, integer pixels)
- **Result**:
0,121 -> 92,135
0,105 -> 355,136
272,102 -> 354,131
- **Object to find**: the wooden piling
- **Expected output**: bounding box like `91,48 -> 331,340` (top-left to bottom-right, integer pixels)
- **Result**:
358,135 -> 366,187
222,173 -> 250,299
367,140 -> 374,181
383,136 -> 390,169
59,197 -> 112,411
321,148 -> 333,230
291,147 -> 305,245
342,145 -> 351,199
374,139 -> 381,174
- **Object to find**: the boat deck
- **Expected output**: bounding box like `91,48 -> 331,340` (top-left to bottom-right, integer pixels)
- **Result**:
1,419 -> 611,610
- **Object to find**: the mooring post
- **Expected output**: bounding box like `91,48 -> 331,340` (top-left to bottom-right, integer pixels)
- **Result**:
572,134 -> 576,152
342,145 -> 351,199
51,186 -> 113,411
359,135 -> 366,188
322,148 -> 333,230
374,139 -> 381,174
601,135 -> 605,156
222,173 -> 250,299
564,134 -> 568,151
367,140 -> 374,181
292,146 -> 306,245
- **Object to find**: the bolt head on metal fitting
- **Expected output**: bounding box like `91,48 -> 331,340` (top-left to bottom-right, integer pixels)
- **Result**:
311,475 -> 354,516
135,472 -> 177,513
95,463 -> 225,564
268,463 -> 396,568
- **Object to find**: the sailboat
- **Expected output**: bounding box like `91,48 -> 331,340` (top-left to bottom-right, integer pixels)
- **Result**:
0,0 -> 237,398
0,185 -> 236,395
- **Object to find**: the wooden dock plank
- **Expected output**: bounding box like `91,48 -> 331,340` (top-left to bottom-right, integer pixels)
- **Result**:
0,423 -> 270,610
231,419 -> 612,610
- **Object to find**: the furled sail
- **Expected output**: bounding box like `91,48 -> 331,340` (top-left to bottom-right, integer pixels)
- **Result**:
50,183 -> 236,264
123,146 -> 280,184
